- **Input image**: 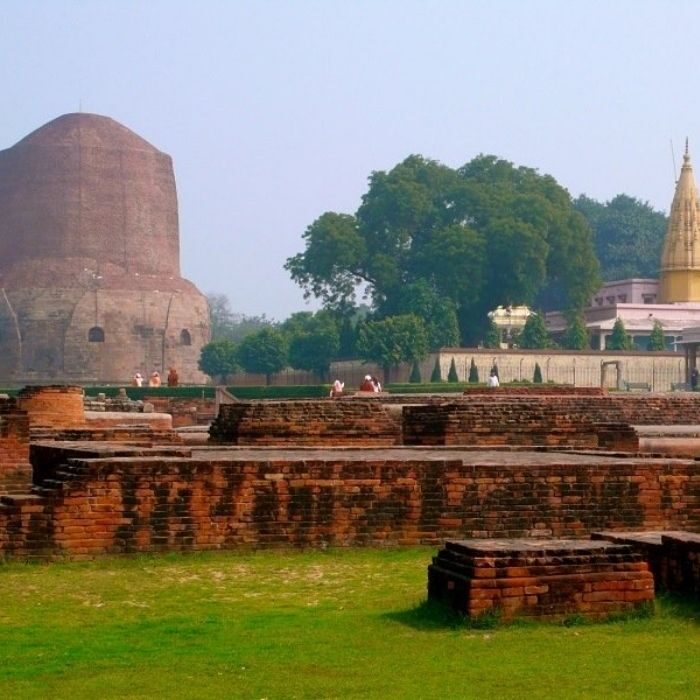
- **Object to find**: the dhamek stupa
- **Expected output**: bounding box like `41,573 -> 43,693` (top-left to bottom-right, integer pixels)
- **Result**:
0,113 -> 209,383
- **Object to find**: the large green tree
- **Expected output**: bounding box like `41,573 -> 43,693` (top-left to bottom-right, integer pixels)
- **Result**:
574,194 -> 667,281
236,328 -> 288,385
356,314 -> 429,384
286,154 -> 600,345
198,340 -> 238,382
283,311 -> 340,381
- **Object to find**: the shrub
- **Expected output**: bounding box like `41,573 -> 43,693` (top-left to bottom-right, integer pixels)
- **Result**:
533,363 -> 543,383
468,358 -> 479,383
430,357 -> 443,382
447,358 -> 459,383
409,361 -> 422,384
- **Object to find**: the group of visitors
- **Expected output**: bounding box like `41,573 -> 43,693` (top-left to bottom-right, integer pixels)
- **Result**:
132,367 -> 179,388
359,375 -> 382,392
329,374 -> 383,397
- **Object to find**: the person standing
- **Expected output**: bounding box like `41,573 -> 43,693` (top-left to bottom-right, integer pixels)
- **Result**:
167,367 -> 179,387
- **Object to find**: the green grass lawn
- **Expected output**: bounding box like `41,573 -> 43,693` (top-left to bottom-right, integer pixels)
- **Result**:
1,547 -> 699,699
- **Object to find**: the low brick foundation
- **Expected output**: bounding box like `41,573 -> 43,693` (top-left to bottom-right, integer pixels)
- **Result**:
83,411 -> 173,431
209,401 -> 401,445
610,394 -> 700,425
427,538 -> 654,621
594,530 -> 700,595
1,445 -> 699,560
403,397 -> 638,450
463,386 -> 607,396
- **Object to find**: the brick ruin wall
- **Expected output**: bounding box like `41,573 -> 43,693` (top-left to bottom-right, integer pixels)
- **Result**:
4,388 -> 700,559
210,396 -> 637,450
0,403 -> 31,494
208,393 -> 700,448
402,396 -> 638,450
609,394 -> 700,424
1,450 -> 699,559
16,385 -> 86,428
209,401 -> 401,446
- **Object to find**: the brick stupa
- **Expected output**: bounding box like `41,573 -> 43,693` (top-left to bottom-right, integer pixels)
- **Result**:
0,113 -> 209,383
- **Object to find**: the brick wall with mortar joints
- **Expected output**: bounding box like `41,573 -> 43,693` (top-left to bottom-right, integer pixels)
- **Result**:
428,540 -> 655,620
210,401 -> 402,445
2,454 -> 699,560
0,405 -> 32,494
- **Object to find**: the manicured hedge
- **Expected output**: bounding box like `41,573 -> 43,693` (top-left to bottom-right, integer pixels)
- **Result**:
224,385 -> 330,399
386,382 -> 474,394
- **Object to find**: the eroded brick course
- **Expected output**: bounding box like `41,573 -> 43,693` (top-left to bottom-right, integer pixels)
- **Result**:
1,445 -> 698,560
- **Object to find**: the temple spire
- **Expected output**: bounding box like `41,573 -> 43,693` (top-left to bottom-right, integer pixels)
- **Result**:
659,139 -> 700,302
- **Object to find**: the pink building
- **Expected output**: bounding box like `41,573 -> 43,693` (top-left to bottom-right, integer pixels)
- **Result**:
546,280 -> 699,350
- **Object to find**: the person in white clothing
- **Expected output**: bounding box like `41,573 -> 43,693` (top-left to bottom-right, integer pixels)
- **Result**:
487,370 -> 500,388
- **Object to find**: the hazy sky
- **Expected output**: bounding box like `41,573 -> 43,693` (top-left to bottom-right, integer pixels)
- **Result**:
2,1 -> 699,319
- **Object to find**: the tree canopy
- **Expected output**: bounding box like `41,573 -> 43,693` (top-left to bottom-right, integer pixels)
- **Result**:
574,194 -> 667,282
236,328 -> 288,384
519,313 -> 551,349
198,340 -> 238,382
282,311 -> 340,380
286,154 -> 600,345
356,314 -> 429,383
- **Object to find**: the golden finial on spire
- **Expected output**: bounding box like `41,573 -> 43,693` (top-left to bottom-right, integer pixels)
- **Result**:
685,137 -> 690,164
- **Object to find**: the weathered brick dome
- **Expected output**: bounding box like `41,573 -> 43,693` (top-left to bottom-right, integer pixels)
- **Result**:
0,113 -> 210,383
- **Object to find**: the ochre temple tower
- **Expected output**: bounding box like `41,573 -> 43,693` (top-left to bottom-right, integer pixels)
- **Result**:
0,113 -> 209,383
659,141 -> 700,303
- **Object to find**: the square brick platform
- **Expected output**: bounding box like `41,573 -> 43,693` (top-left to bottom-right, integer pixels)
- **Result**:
428,538 -> 654,621
594,530 -> 700,595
